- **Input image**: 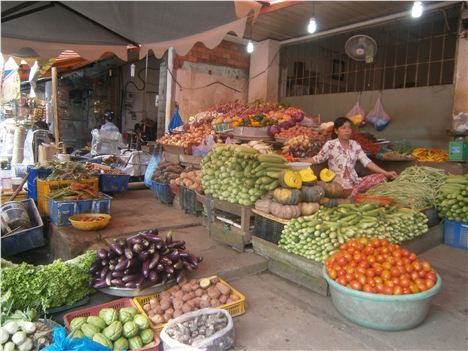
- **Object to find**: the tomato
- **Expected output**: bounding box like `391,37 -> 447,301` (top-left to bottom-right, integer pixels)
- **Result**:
412,261 -> 422,271
404,264 -> 414,273
358,261 -> 369,269
384,280 -> 395,288
376,254 -> 385,264
417,270 -> 427,279
380,239 -> 389,247
337,256 -> 348,267
332,264 -> 342,272
409,252 -> 417,261
390,267 -> 401,277
425,279 -> 435,289
365,268 -> 376,278
373,276 -> 383,284
359,238 -> 369,245
383,286 -> 393,295
349,280 -> 363,291
376,283 -> 385,293
382,261 -> 392,271
367,255 -> 376,264
393,286 -> 403,295
410,271 -> 420,281
391,276 -> 400,286
364,246 -> 374,255
343,252 -> 352,261
417,282 -> 428,292
386,256 -> 396,265
409,284 -> 420,294
363,284 -> 375,293
381,270 -> 391,281
356,274 -> 367,286
340,243 -> 349,251
426,272 -> 437,282
337,269 -> 346,277
402,287 -> 411,295
421,261 -> 432,272
336,276 -> 348,286
395,258 -> 405,267
400,249 -> 410,257
328,269 -> 337,279
381,247 -> 390,255
347,247 -> 355,254
345,266 -> 355,274
353,253 -> 363,262
399,278 -> 411,288
345,273 -> 355,282
349,260 -> 358,268
373,265 -> 383,276
370,238 -> 381,248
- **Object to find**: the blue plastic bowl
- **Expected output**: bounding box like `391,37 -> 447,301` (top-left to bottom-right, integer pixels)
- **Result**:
323,266 -> 442,331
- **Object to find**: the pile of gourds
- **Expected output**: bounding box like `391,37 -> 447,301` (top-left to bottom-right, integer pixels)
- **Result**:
436,174 -> 468,222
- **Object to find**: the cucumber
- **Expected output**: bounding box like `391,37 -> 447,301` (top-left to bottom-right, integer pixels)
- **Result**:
258,154 -> 287,163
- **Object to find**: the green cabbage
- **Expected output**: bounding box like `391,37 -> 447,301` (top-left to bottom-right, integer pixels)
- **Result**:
133,314 -> 149,330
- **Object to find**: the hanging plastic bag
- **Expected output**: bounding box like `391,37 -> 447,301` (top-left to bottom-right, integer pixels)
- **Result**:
452,112 -> 468,133
192,135 -> 216,157
42,327 -> 112,351
168,106 -> 184,134
346,98 -> 366,126
224,137 -> 237,145
144,147 -> 162,188
366,97 -> 392,131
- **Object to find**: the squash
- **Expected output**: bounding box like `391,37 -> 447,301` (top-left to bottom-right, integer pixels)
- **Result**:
321,181 -> 344,198
298,168 -> 317,186
270,202 -> 301,219
299,202 -> 320,216
319,197 -> 338,208
255,199 -> 272,213
273,188 -> 301,205
319,168 -> 336,183
301,186 -> 325,202
279,170 -> 302,189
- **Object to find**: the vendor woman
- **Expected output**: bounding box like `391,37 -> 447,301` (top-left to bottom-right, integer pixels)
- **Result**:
309,117 -> 397,192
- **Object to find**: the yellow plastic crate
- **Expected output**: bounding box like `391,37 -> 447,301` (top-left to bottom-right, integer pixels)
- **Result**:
133,276 -> 246,335
37,178 -> 98,216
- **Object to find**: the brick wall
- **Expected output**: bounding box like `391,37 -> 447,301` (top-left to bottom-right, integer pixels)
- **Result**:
175,40 -> 249,70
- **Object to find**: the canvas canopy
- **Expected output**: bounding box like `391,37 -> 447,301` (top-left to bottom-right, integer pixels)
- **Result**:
1,1 -> 261,61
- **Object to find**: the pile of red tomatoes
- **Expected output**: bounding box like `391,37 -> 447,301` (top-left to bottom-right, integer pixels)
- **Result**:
325,238 -> 438,295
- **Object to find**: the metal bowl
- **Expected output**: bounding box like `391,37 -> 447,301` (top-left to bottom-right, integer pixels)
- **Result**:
98,279 -> 176,297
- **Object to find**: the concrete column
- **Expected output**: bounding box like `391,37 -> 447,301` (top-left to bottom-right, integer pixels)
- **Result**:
248,39 -> 280,102
452,33 -> 468,115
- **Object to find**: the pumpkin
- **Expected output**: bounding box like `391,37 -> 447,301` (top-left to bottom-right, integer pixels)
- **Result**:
321,181 -> 344,198
273,188 -> 302,205
299,202 -> 320,216
279,170 -> 302,189
301,186 -> 325,202
320,168 -> 336,182
298,168 -> 317,186
319,197 -> 338,208
255,199 -> 272,213
270,202 -> 301,219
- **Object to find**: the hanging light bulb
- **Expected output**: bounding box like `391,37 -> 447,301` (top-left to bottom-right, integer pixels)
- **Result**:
246,40 -> 254,54
411,1 -> 423,18
307,17 -> 317,34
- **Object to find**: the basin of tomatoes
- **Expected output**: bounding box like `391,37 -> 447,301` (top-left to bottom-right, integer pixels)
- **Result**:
325,238 -> 437,295
74,215 -> 106,222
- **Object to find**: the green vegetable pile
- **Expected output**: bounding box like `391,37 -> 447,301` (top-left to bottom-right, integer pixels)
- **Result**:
46,160 -> 93,181
365,166 -> 447,209
279,203 -> 428,262
436,174 -> 468,222
69,307 -> 155,350
1,251 -> 96,313
201,145 -> 286,206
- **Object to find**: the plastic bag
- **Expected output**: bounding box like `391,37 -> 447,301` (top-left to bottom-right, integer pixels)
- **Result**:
160,308 -> 234,351
452,112 -> 468,133
351,174 -> 387,197
168,106 -> 184,133
43,327 -> 111,351
346,100 -> 366,126
144,148 -> 162,188
192,135 -> 215,157
366,97 -> 392,131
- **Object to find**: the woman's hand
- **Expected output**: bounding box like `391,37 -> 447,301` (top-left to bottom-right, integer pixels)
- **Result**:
385,170 -> 398,179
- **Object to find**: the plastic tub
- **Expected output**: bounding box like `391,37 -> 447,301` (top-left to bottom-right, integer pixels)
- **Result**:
99,173 -> 130,193
323,266 -> 441,331
151,181 -> 174,205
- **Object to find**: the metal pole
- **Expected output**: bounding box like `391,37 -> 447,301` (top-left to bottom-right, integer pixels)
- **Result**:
51,67 -> 60,144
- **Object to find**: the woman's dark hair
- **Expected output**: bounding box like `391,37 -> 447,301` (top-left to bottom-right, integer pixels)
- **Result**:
331,117 -> 352,139
103,110 -> 114,122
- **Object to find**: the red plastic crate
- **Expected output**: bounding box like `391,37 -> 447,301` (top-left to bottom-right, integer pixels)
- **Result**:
63,298 -> 159,351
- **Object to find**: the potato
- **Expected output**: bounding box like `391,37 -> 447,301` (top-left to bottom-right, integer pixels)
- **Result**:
189,279 -> 198,285
154,306 -> 164,315
229,294 -> 240,302
191,283 -> 199,291
150,314 -> 165,325
174,290 -> 184,300
210,298 -> 220,307
182,303 -> 193,313
160,299 -> 171,311
148,310 -> 156,318
143,304 -> 151,312
173,299 -> 183,310
216,282 -> 231,296
210,277 -> 220,285
219,295 -> 228,305
149,298 -> 158,308
207,287 -> 221,299
173,309 -> 183,318
194,289 -> 203,297
182,292 -> 195,302
159,291 -> 170,300
226,298 -> 235,304
200,294 -> 210,303
182,283 -> 192,293
166,307 -> 174,316
163,312 -> 173,322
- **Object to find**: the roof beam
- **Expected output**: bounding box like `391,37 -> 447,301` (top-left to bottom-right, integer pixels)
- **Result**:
2,2 -> 55,23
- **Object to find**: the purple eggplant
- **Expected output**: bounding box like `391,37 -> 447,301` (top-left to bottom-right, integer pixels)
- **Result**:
161,275 -> 168,284
124,247 -> 133,260
137,278 -> 154,290
183,261 -> 194,272
97,248 -> 108,260
149,270 -> 159,283
112,271 -> 125,278
167,240 -> 185,249
147,243 -> 156,254
108,264 -> 116,272
101,259 -> 108,267
126,257 -> 137,269
156,263 -> 164,272
105,272 -> 113,286
166,272 -> 173,280
111,278 -> 124,287
139,232 -> 162,243
128,236 -> 143,245
115,259 -> 128,272
176,271 -> 186,284
89,261 -> 101,273
133,243 -> 144,254
179,251 -> 190,259
142,260 -> 150,278
161,257 -> 173,266
167,250 -> 180,262
165,232 -> 173,244
116,238 -> 127,247
165,266 -> 174,275
125,281 -> 137,288
122,274 -> 140,283
138,250 -> 150,262
173,260 -> 183,271
141,239 -> 149,248
155,242 -> 164,251
110,243 -> 123,256
148,253 -> 160,269
197,256 -> 203,263
93,279 -> 108,289
100,266 -> 109,280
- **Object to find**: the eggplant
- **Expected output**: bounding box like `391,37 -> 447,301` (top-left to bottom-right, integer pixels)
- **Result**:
183,261 -> 194,272
161,257 -> 173,266
126,257 -> 137,269
155,242 -> 164,251
122,274 -> 140,283
173,260 -> 183,271
111,278 -> 124,287
148,253 -> 160,269
142,260 -> 150,278
100,266 -> 109,280
97,248 -> 108,260
141,239 -> 149,248
165,266 -> 174,275
139,232 -> 162,243
167,250 -> 180,262
197,256 -> 203,263
133,243 -> 144,254
124,247 -> 133,260
116,238 -> 127,247
93,279 -> 108,289
147,243 -> 156,254
110,243 -> 123,256
167,240 -> 185,249
137,278 -> 154,290
125,281 -> 137,289
166,272 -> 173,279
138,250 -> 150,262
101,259 -> 108,267
105,272 -> 113,286
179,251 -> 190,259
109,264 -> 116,272
109,259 -> 117,266
127,236 -> 143,245
161,275 -> 168,284
156,263 -> 164,272
114,259 -> 128,272
112,271 -> 125,278
89,261 -> 101,273
165,231 -> 173,244
176,271 -> 186,284
124,268 -> 137,275
148,270 -> 159,283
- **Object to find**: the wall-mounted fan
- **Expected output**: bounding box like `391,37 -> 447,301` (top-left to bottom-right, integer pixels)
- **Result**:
345,35 -> 377,63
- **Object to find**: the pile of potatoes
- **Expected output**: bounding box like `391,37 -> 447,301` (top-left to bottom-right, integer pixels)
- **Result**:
142,277 -> 240,326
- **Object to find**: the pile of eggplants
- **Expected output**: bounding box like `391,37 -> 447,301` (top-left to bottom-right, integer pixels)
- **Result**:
89,230 -> 202,289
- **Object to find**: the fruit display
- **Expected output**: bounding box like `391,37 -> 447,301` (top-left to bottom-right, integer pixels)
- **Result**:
325,238 -> 438,295
411,147 -> 449,162
48,183 -> 99,201
89,230 -> 202,289
201,145 -> 287,206
276,125 -> 320,139
141,276 -> 240,327
68,306 -> 156,350
366,166 -> 447,209
436,174 -> 468,222
279,203 -> 428,262
172,170 -> 203,194
156,123 -> 213,149
281,135 -> 326,159
85,163 -> 125,175
152,162 -> 185,184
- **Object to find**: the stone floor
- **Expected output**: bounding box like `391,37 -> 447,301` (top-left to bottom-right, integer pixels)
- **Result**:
12,189 -> 468,350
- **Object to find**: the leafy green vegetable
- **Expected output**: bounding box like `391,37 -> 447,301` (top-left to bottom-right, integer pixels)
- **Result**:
0,251 -> 96,313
